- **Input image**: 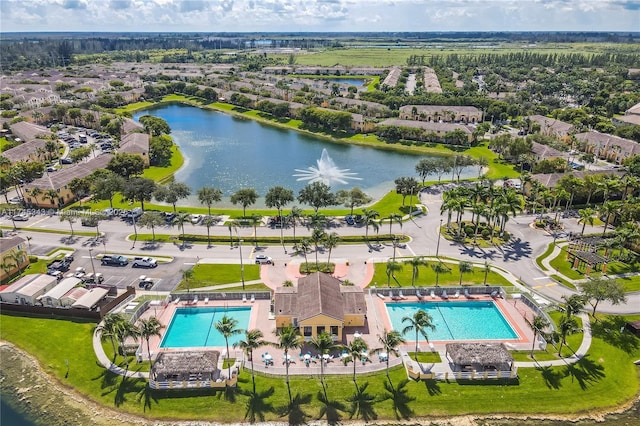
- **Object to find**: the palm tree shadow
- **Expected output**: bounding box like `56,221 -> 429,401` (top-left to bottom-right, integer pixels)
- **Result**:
240,386 -> 275,423
275,392 -> 312,426
424,379 -> 442,396
113,375 -> 143,407
563,355 -> 606,390
93,363 -> 119,390
591,315 -> 639,353
317,390 -> 346,425
346,381 -> 378,422
216,385 -> 237,403
136,384 -> 158,412
538,365 -> 563,390
381,379 -> 415,420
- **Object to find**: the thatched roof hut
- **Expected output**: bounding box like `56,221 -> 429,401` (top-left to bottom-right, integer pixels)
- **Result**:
446,343 -> 514,372
152,350 -> 220,382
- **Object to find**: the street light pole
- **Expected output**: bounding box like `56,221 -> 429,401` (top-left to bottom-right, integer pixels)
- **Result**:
239,239 -> 245,290
88,248 -> 97,277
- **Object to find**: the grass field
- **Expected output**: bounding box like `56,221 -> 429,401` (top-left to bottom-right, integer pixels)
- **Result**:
1,312 -> 638,421
141,144 -> 184,183
176,263 -> 262,290
370,258 -> 513,288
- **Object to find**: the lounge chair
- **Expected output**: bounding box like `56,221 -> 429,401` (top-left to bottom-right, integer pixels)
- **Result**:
376,292 -> 385,299
250,294 -> 255,303
416,290 -> 422,300
389,290 -> 395,299
490,290 -> 498,298
204,297 -> 209,304
441,290 -> 448,300
464,288 -> 471,298
242,294 -> 247,303
398,290 -> 405,299
453,290 -> 460,299
193,296 -> 198,304
430,290 -> 436,299
174,297 -> 180,304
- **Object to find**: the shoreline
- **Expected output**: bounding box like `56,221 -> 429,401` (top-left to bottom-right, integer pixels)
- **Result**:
2,341 -> 638,426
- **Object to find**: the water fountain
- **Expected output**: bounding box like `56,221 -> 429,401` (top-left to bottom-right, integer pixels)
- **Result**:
293,149 -> 362,186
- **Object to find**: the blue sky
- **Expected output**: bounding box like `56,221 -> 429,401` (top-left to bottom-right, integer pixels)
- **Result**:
1,0 -> 638,33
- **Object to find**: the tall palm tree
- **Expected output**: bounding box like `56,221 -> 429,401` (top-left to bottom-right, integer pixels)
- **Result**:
310,331 -> 337,391
562,294 -> 586,320
556,315 -> 580,357
599,201 -> 620,236
458,261 -> 473,285
482,260 -> 490,286
372,330 -> 406,381
310,227 -> 327,269
362,208 -> 380,242
172,212 -> 191,248
249,213 -> 262,247
385,260 -> 403,287
578,208 -> 596,236
201,215 -> 219,247
298,238 -> 311,267
341,337 -> 368,386
525,315 -> 549,357
96,313 -> 124,361
274,325 -> 303,403
406,256 -> 427,287
288,206 -> 303,246
115,319 -> 139,371
401,309 -> 435,359
181,268 -> 193,292
227,219 -> 240,247
138,317 -> 162,369
215,315 -> 242,384
234,329 -> 266,392
385,213 -> 403,236
324,232 -> 340,265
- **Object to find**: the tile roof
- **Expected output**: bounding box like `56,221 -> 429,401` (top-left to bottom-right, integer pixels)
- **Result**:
25,154 -> 113,191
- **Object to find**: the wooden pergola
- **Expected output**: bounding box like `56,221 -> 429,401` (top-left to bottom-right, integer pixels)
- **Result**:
566,250 -> 609,275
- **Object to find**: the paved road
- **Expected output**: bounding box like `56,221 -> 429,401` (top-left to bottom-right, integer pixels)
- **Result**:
3,188 -> 638,314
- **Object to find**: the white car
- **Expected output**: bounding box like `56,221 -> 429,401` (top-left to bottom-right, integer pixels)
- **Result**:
190,214 -> 202,224
255,255 -> 273,265
11,213 -> 29,221
74,267 -> 86,278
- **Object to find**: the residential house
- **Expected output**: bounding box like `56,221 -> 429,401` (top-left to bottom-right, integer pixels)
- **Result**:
423,67 -> 442,94
382,67 -> 402,88
38,277 -> 83,307
0,236 -> 29,282
119,133 -> 150,167
72,287 -> 109,310
24,154 -> 113,208
0,274 -> 57,305
399,105 -> 483,123
575,131 -> 640,164
274,272 -> 366,341
614,101 -> 640,126
527,115 -> 574,138
9,121 -> 50,142
2,139 -> 50,164
531,142 -> 566,161
378,119 -> 474,143
524,170 -> 626,196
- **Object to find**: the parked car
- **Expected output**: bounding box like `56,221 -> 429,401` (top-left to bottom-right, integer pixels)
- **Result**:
345,215 -> 355,226
132,256 -> 158,268
11,213 -> 29,221
47,270 -> 64,280
101,255 -> 129,266
138,275 -> 154,289
8,196 -> 23,205
73,267 -> 86,278
59,157 -> 74,164
164,212 -> 176,222
255,255 -> 273,265
190,214 -> 202,224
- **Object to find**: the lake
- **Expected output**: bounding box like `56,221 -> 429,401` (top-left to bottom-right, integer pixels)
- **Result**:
133,104 -> 478,207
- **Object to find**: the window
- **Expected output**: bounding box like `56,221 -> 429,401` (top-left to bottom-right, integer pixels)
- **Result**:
303,327 -> 312,337
316,326 -> 325,335
330,326 -> 338,336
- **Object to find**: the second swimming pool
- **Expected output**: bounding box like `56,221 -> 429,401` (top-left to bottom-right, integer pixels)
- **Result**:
385,301 -> 518,341
160,306 -> 252,348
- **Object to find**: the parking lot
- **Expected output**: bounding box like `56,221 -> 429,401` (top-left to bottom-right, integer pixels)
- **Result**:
60,250 -> 186,292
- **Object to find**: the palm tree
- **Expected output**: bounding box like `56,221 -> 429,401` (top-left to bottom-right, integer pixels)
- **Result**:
287,206 -> 303,246
114,319 -> 139,371
482,260 -> 490,286
172,212 -> 191,248
138,211 -> 164,242
578,208 -> 596,236
458,261 -> 473,285
234,329 -> 266,392
298,238 -> 311,267
556,315 -> 580,357
406,256 -> 427,287
138,317 -> 162,368
197,186 -> 222,217
324,232 -> 340,264
341,337 -> 368,386
201,215 -> 219,247
274,325 -> 303,402
562,294 -> 586,319
599,201 -> 620,236
59,212 -> 77,236
181,268 -> 193,293
249,213 -> 262,247
7,248 -> 26,275
42,189 -> 59,207
385,260 -> 403,287
309,331 -> 337,390
310,227 -> 327,269
362,208 -> 380,242
215,315 -> 242,384
401,309 -> 435,359
385,213 -> 403,236
96,313 -> 124,361
372,330 -> 406,381
524,315 -> 549,358
227,219 -> 240,247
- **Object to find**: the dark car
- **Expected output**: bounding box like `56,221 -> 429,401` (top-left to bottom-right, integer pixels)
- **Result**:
345,215 -> 355,226
59,158 -> 74,164
101,255 -> 129,266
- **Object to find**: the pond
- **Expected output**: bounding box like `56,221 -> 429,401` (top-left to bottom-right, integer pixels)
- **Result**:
133,104 -> 478,207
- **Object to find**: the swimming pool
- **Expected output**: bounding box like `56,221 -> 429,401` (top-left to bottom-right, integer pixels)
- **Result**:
385,301 -> 518,341
160,306 -> 252,348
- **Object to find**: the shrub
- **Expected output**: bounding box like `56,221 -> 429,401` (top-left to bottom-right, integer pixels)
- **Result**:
464,226 -> 475,236
29,256 -> 38,263
481,229 -> 491,239
502,231 -> 510,240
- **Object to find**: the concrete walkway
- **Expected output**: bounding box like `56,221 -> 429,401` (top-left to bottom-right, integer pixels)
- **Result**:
92,326 -> 150,379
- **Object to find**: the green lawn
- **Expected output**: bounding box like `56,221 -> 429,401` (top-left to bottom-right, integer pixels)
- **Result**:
370,259 -> 513,288
1,313 -> 638,421
548,248 -> 585,280
176,263 -> 261,290
535,242 -> 557,271
142,144 -> 184,183
114,101 -> 155,114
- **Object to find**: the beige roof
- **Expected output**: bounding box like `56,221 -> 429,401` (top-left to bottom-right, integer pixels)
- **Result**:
0,274 -> 40,294
399,105 -> 480,115
626,101 -> 640,116
25,154 -> 113,191
379,119 -> 472,134
120,132 -> 149,154
9,121 -> 50,142
531,142 -> 565,159
71,287 -> 108,309
530,170 -> 625,188
575,131 -> 640,156
527,115 -> 574,136
122,118 -> 144,135
616,115 -> 640,126
3,138 -> 49,163
40,277 -> 82,300
0,236 -> 26,251
446,343 -> 513,367
15,274 -> 57,297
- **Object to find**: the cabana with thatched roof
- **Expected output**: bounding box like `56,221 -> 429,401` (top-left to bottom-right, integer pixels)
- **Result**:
446,343 -> 515,373
150,350 -> 230,389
